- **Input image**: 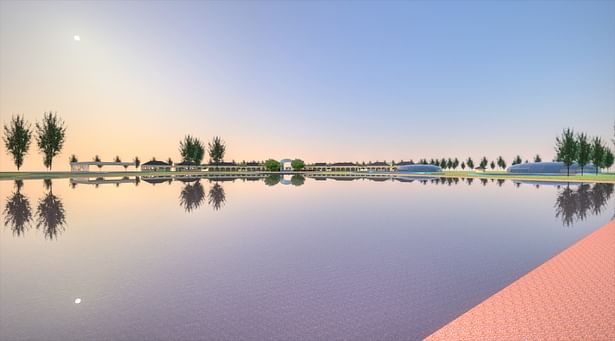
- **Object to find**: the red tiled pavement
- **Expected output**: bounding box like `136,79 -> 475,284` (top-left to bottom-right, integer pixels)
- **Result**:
426,220 -> 615,341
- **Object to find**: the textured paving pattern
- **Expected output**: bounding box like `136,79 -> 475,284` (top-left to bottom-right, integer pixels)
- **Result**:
426,220 -> 615,340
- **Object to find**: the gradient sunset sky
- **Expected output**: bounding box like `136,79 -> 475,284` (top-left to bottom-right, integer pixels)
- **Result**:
1,1 -> 614,171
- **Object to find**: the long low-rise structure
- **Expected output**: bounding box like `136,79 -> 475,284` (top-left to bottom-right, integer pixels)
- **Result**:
304,162 -> 393,172
70,161 -> 135,172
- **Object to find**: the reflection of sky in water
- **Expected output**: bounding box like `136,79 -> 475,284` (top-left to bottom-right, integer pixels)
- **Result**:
1,177 -> 613,340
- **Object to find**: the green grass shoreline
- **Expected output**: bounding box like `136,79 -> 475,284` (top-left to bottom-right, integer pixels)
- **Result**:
1,170 -> 614,183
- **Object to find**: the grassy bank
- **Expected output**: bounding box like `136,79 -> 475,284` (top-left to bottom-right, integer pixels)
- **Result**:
1,170 -> 614,183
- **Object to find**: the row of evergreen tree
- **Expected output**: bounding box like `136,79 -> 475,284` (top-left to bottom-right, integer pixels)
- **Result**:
555,128 -> 614,175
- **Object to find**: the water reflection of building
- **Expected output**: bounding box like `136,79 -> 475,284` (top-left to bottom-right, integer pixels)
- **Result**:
70,177 -> 137,187
142,176 -> 173,185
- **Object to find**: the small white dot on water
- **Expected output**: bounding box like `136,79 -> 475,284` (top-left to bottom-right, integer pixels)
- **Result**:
74,298 -> 82,304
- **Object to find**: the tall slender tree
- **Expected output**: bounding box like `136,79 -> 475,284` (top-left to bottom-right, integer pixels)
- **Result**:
590,137 -> 605,175
134,156 -> 141,169
555,128 -> 577,176
576,132 -> 591,175
35,112 -> 66,170
3,115 -> 32,170
603,148 -> 614,172
208,136 -> 226,164
534,154 -> 542,162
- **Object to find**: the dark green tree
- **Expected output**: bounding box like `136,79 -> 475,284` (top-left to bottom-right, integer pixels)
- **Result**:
534,154 -> 542,162
555,128 -> 578,176
179,135 -> 205,164
453,158 -> 459,170
479,157 -> 488,169
440,158 -> 447,169
466,157 -> 474,169
446,158 -> 453,170
167,157 -> 173,165
461,161 -> 466,170
490,160 -> 496,170
512,155 -> 522,165
496,156 -> 504,169
208,136 -> 226,164
3,115 -> 32,170
590,137 -> 604,175
576,132 -> 591,175
603,148 -> 614,172
69,154 -> 78,163
93,155 -> 102,169
35,112 -> 66,170
134,156 -> 141,168
291,159 -> 305,171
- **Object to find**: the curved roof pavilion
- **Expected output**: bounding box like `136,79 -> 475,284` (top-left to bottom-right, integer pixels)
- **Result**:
397,164 -> 443,173
507,162 -> 597,174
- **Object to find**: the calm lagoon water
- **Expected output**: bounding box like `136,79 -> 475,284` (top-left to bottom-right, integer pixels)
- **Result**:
1,175 -> 613,340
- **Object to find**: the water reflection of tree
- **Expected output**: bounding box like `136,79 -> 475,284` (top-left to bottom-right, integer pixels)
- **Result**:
36,180 -> 66,240
291,175 -> 305,186
179,181 -> 205,212
555,183 -> 613,227
3,180 -> 32,236
208,182 -> 226,211
264,174 -> 281,186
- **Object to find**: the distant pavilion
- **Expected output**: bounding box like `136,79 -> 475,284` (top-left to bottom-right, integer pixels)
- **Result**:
141,160 -> 172,171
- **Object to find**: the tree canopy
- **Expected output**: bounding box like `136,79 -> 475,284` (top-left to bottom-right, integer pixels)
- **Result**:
35,112 -> 66,170
291,159 -> 305,171
208,136 -> 226,164
555,128 -> 578,175
264,159 -> 280,171
179,135 -> 205,164
3,115 -> 32,170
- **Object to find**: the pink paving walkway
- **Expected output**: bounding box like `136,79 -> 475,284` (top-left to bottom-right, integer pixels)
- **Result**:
426,220 -> 615,341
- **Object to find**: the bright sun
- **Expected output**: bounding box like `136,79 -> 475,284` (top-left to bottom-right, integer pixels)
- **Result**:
73,35 -> 80,41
